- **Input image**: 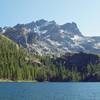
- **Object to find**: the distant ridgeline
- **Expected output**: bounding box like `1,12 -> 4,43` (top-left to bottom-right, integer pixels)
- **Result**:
0,34 -> 100,82
0,19 -> 100,56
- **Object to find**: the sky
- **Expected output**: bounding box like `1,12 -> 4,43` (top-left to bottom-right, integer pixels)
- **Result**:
0,0 -> 100,36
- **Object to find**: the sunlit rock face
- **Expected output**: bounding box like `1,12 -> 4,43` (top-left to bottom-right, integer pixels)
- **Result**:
2,19 -> 100,56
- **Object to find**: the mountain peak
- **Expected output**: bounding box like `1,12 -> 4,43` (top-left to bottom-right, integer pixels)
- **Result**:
49,20 -> 56,24
60,22 -> 82,36
36,19 -> 48,26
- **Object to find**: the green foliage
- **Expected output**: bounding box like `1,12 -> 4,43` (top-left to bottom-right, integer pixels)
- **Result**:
0,34 -> 100,82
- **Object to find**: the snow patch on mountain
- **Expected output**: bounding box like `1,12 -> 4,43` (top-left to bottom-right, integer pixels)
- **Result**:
41,30 -> 48,34
47,39 -> 61,46
94,43 -> 100,49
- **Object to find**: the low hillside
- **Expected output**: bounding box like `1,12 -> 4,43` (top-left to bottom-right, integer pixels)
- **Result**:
0,34 -> 100,82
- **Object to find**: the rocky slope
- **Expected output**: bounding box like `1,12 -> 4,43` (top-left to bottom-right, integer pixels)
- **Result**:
1,19 -> 100,56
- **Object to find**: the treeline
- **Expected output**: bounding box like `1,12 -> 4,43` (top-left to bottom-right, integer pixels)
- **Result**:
0,34 -> 100,82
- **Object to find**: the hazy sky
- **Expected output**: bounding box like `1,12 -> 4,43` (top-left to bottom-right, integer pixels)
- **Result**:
0,0 -> 100,36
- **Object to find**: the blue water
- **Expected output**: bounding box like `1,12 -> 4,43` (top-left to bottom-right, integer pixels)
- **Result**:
0,82 -> 100,100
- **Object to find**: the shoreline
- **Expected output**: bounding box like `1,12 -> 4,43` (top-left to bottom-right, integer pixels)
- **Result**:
0,79 -> 100,83
0,79 -> 37,82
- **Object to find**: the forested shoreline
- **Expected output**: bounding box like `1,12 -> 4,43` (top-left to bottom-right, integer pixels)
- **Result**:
0,34 -> 100,82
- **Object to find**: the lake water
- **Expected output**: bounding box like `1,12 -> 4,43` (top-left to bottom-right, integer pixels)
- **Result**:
0,82 -> 100,100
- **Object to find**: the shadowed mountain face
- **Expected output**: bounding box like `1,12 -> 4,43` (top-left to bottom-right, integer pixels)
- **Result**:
54,52 -> 100,71
1,19 -> 100,55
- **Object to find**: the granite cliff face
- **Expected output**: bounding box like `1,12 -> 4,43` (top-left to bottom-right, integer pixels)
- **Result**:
1,19 -> 100,55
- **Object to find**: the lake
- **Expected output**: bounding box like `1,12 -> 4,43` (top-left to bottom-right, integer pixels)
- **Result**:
0,82 -> 100,100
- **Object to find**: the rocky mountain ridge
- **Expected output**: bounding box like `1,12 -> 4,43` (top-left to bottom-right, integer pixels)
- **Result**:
0,19 -> 100,56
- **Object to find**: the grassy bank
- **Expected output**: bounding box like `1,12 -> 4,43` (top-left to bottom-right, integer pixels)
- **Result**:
0,79 -> 37,82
